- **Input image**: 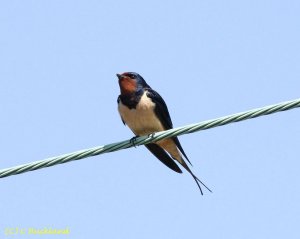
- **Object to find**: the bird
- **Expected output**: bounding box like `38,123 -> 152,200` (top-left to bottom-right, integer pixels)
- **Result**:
116,72 -> 211,194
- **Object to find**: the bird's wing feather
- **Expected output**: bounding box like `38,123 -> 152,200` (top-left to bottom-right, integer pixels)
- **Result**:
145,143 -> 182,173
117,96 -> 126,125
146,89 -> 173,129
146,89 -> 192,165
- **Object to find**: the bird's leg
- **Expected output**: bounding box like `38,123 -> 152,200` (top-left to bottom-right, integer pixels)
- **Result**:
148,132 -> 155,138
130,136 -> 139,147
147,132 -> 156,143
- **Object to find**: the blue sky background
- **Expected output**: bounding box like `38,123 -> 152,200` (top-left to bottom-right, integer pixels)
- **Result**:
1,0 -> 300,238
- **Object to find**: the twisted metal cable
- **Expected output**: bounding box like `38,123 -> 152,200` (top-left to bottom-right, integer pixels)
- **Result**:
1,98 -> 299,179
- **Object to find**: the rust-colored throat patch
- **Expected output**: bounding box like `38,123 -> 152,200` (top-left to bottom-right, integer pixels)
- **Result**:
119,77 -> 137,95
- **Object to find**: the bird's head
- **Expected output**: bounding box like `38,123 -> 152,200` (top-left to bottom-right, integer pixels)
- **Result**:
116,72 -> 149,95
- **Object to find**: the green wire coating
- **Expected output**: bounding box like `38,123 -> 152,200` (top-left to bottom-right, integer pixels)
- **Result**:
1,98 -> 299,179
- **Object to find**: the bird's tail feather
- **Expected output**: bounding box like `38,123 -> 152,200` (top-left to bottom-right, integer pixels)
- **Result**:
179,158 -> 212,195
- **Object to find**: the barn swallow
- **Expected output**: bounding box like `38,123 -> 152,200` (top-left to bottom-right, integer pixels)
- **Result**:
116,72 -> 211,194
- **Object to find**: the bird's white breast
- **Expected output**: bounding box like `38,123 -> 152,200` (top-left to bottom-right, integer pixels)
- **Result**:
118,91 -> 165,136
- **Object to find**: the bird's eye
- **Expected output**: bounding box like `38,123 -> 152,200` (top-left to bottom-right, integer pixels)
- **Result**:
129,74 -> 135,79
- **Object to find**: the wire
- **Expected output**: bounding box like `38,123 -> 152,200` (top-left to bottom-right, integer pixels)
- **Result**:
0,98 -> 299,179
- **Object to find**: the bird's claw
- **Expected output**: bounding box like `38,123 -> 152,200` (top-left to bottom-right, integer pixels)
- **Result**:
130,136 -> 138,147
148,133 -> 155,138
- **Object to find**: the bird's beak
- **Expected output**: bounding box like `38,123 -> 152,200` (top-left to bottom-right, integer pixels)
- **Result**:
116,73 -> 123,79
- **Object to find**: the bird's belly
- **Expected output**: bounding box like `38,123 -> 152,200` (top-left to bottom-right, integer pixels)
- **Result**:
118,94 -> 165,136
127,112 -> 162,135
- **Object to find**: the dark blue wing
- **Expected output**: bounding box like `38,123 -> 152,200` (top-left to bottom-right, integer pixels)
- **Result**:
146,89 -> 192,165
146,88 -> 173,129
117,96 -> 126,125
145,143 -> 182,173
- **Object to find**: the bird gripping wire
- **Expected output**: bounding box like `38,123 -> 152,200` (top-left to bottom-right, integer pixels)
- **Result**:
0,98 -> 299,179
